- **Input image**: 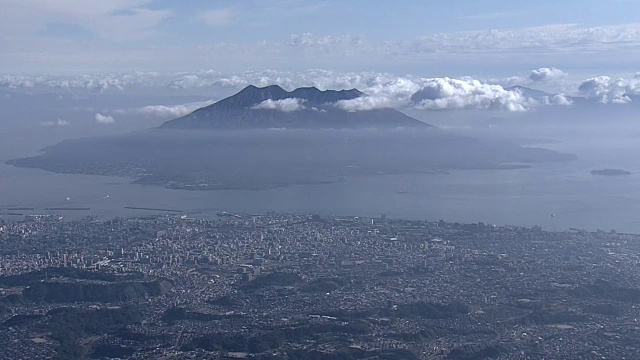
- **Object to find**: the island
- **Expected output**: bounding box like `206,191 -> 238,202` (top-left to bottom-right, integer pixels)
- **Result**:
159,84 -> 430,130
591,169 -> 632,176
7,85 -> 577,191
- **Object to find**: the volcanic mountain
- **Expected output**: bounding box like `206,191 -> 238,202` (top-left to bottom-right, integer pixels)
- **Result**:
6,85 -> 577,192
159,85 -> 429,129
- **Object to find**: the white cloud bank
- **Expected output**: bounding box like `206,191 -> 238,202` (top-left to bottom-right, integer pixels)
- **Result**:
0,73 -> 152,92
578,75 -> 640,104
334,96 -> 395,111
335,75 -> 578,112
529,67 -> 568,83
138,100 -> 216,118
41,119 -> 70,127
542,94 -> 573,106
334,77 -> 421,111
2,22 -> 640,72
95,113 -> 115,124
411,78 -> 535,112
252,98 -> 306,112
5,67 -> 640,114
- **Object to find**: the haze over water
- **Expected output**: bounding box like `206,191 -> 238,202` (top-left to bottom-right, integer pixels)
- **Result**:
2,129 -> 639,233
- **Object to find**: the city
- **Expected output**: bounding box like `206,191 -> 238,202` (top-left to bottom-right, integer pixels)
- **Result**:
1,212 -> 639,359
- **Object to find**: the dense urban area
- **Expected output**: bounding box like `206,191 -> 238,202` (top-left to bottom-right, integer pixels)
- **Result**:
0,212 -> 639,359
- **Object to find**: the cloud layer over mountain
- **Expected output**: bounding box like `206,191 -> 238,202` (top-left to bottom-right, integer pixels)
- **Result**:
137,100 -> 217,118
530,67 -> 568,83
2,68 -> 639,117
252,98 -> 307,112
41,119 -> 70,127
411,78 -> 535,112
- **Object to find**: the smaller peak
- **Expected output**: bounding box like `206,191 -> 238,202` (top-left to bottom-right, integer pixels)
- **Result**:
290,86 -> 322,96
239,84 -> 285,93
343,88 -> 364,95
235,84 -> 289,100
260,84 -> 286,91
505,85 -> 542,92
237,84 -> 259,94
505,85 -> 553,98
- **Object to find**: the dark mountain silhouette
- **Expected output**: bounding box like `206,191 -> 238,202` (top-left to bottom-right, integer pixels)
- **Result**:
6,88 -> 577,192
505,85 -> 586,104
505,85 -> 554,100
160,85 -> 429,129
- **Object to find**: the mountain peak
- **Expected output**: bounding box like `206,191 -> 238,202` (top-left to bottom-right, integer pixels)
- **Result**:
231,84 -> 289,105
260,84 -> 287,92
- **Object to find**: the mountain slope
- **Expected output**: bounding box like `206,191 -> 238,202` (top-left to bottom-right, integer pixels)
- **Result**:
159,85 -> 429,129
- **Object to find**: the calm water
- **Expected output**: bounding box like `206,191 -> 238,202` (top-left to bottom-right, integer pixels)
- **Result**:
1,133 -> 639,233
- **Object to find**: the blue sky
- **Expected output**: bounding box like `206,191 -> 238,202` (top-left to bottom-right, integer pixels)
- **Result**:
1,1 -> 640,125
151,0 -> 638,42
0,0 -> 639,75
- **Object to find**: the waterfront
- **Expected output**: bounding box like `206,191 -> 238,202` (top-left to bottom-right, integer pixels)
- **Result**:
2,157 -> 640,233
2,128 -> 640,232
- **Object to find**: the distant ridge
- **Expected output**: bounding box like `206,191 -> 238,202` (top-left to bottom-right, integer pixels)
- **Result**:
159,85 -> 430,130
505,85 -> 582,104
505,85 -> 554,99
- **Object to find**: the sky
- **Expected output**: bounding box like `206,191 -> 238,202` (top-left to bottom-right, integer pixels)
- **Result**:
3,1 -> 640,236
1,0 -> 640,75
1,0 -> 640,130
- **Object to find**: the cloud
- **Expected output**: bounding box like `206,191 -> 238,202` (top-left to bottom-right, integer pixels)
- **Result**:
8,68 -> 640,111
252,98 -> 306,112
0,75 -> 36,88
406,23 -> 640,56
542,94 -> 574,106
0,73 -> 160,91
95,113 -> 115,124
138,100 -> 216,118
2,20 -> 640,72
199,8 -> 234,27
0,68 -> 579,103
152,71 -> 577,113
254,24 -> 640,71
0,0 -> 171,42
334,96 -> 393,111
41,119 -> 70,127
410,78 -> 536,111
334,77 -> 421,111
529,67 -> 568,83
578,76 -> 640,103
168,72 -> 249,89
287,33 -> 366,47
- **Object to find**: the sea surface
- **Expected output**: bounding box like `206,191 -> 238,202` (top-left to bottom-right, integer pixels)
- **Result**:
1,131 -> 640,233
